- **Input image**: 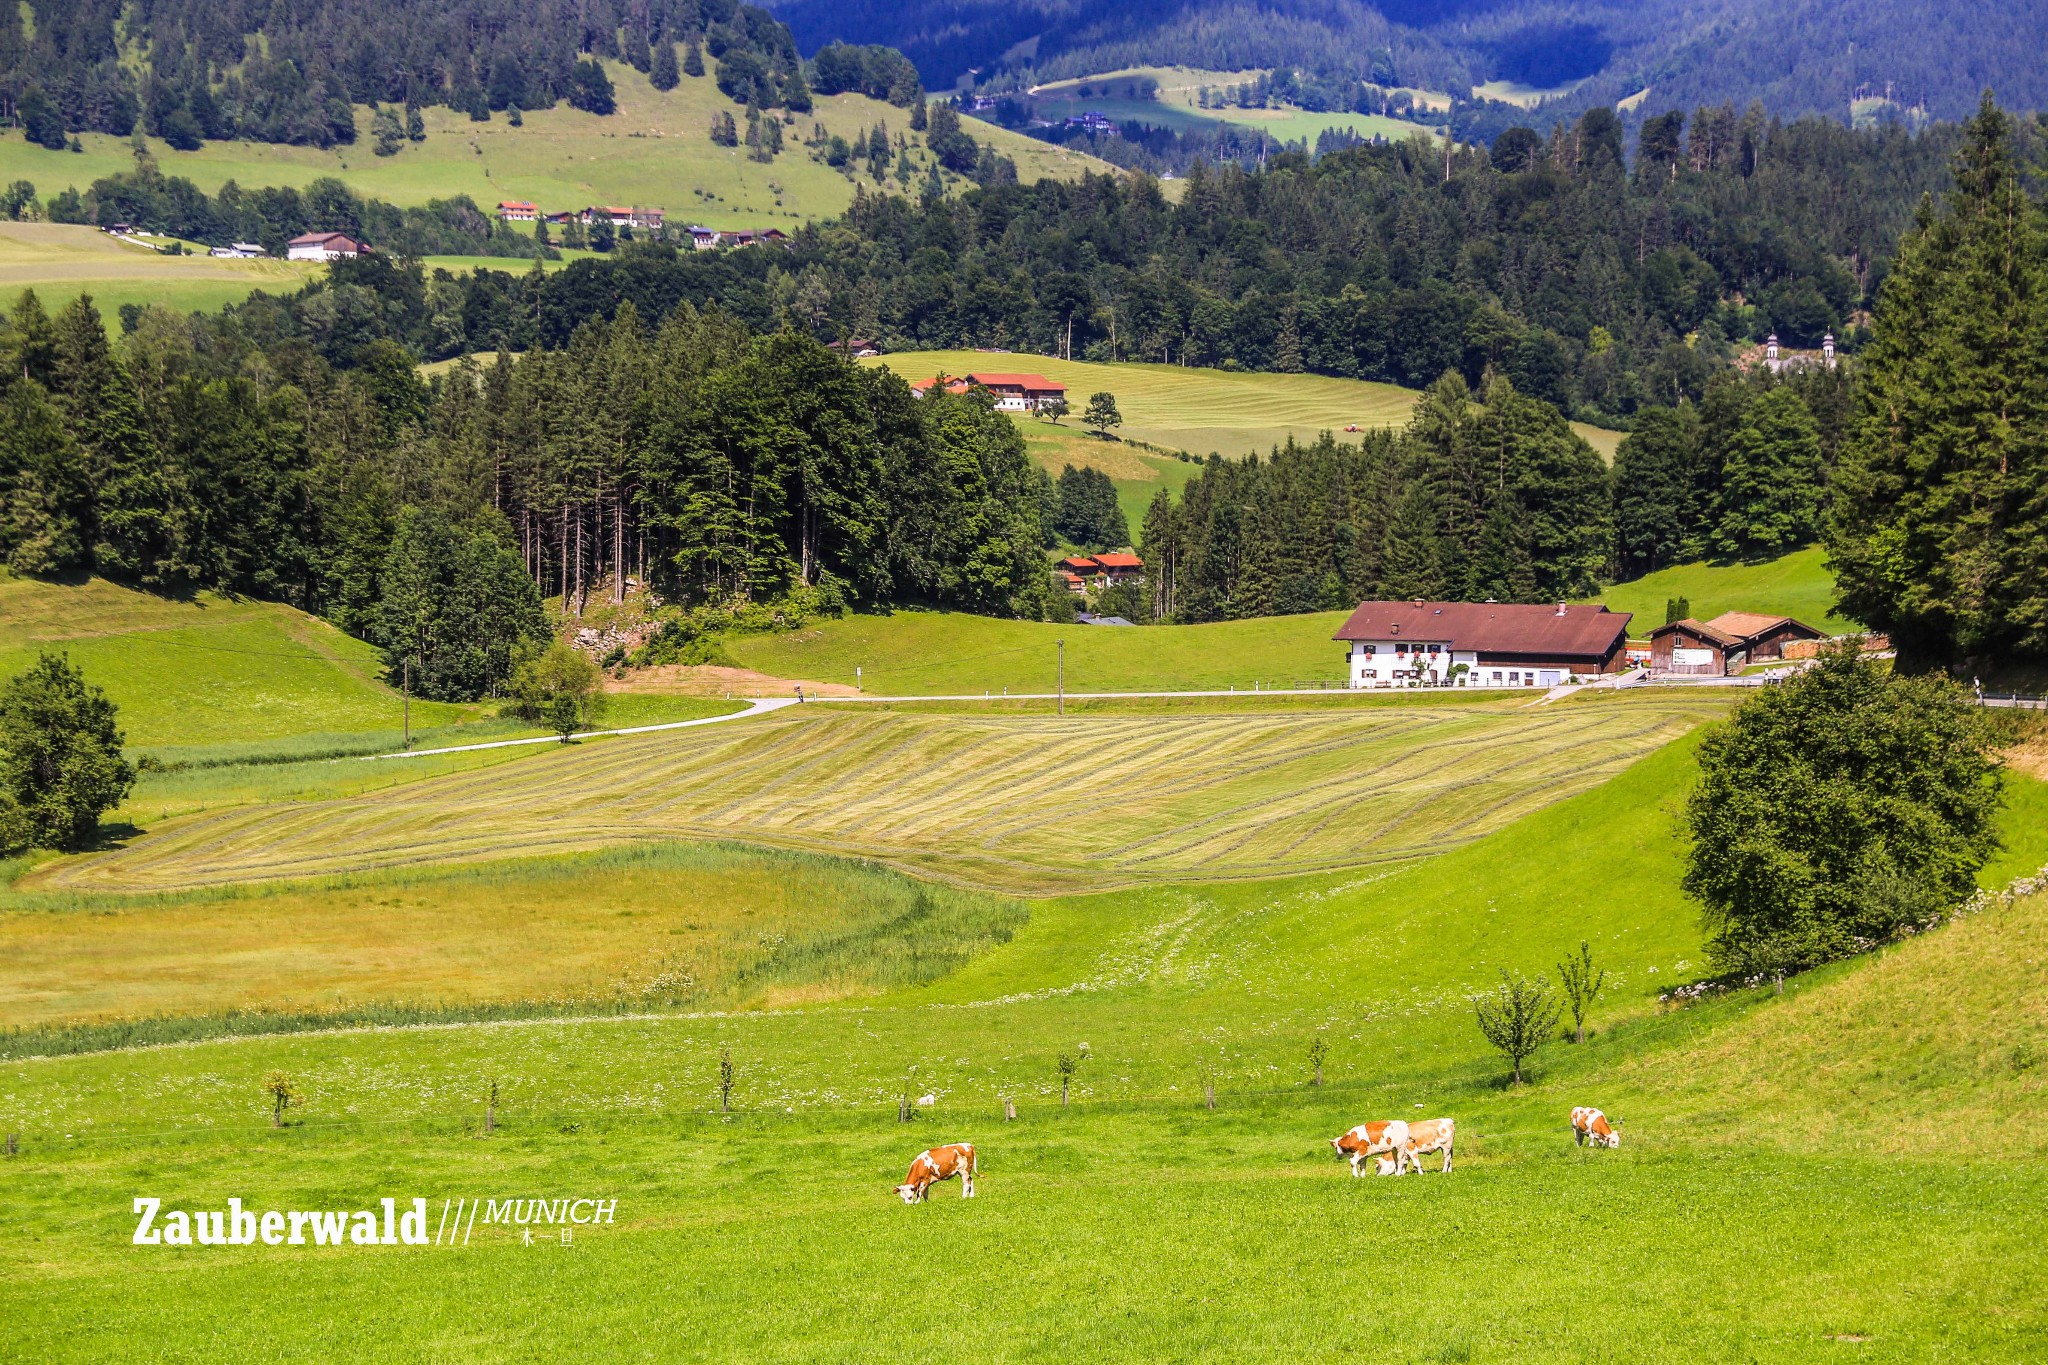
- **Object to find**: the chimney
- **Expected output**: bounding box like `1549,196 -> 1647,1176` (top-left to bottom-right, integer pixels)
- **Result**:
1555,602 -> 1568,616
1412,598 -> 1425,608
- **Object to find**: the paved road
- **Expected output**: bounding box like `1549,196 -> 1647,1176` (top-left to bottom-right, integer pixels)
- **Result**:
364,697 -> 798,760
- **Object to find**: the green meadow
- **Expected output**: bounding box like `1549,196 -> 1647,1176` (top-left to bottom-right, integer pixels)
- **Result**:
0,60 -> 1105,238
1584,545 -> 1850,634
3,712 -> 2045,1360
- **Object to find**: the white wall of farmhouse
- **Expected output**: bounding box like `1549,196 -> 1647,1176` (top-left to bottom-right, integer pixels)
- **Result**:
1346,641 -> 1587,689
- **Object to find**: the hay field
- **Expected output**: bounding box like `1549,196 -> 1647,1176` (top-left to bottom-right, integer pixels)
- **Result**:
866,350 -> 1423,457
0,221 -> 319,321
0,61 -> 1106,237
40,694 -> 1721,895
1027,67 -> 1441,144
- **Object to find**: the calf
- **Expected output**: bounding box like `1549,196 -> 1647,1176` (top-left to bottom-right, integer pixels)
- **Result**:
1397,1117 -> 1456,1174
1571,1106 -> 1621,1148
895,1143 -> 978,1203
1331,1121 -> 1409,1177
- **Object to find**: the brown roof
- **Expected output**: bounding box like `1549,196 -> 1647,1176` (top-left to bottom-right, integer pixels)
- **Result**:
963,372 -> 1065,392
1704,611 -> 1824,643
1332,601 -> 1633,660
1647,618 -> 1743,649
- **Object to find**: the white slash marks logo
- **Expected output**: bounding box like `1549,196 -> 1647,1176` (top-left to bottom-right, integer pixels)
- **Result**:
129,1196 -> 618,1247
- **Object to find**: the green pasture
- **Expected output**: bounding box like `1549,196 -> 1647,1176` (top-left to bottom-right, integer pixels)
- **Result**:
731,606 -> 1357,692
36,692 -> 1726,896
1586,546 -> 1849,634
868,349 -> 1423,457
868,352 -> 1625,469
3,731 -> 2045,1358
0,61 -> 1106,240
1027,66 -> 1442,144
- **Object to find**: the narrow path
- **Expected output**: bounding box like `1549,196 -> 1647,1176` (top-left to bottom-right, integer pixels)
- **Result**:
363,697 -> 798,760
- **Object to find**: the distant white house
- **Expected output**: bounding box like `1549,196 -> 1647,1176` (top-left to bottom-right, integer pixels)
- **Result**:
209,242 -> 265,259
286,232 -> 367,261
1334,600 -> 1634,689
909,371 -> 1067,412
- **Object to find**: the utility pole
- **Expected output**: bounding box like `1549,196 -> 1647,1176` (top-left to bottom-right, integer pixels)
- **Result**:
1057,639 -> 1065,716
402,656 -> 412,749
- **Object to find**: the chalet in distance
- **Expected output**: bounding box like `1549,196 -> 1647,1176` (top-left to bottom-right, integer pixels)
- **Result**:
909,372 -> 1068,412
286,232 -> 367,261
1646,612 -> 1826,675
1334,600 -> 1634,689
1055,552 -> 1143,593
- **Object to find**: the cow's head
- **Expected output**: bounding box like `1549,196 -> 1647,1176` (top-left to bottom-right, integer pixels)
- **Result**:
1604,1118 -> 1623,1148
894,1183 -> 922,1204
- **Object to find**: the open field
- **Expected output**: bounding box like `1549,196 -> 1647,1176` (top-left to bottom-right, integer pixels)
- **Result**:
734,607 -> 1350,692
3,724 -> 2045,1358
1586,545 -> 1850,634
867,349 -> 1423,456
0,574 -> 737,791
0,574 -> 483,750
0,62 -> 1108,240
34,692 -> 1726,895
1027,67 -> 1441,144
868,351 -> 1625,472
0,220 -> 320,321
0,843 -> 1023,1032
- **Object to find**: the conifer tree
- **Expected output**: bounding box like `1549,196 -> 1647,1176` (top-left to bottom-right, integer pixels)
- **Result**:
1830,93 -> 2048,667
0,381 -> 90,575
1715,386 -> 1826,559
49,298 -> 169,584
650,29 -> 679,92
684,41 -> 705,78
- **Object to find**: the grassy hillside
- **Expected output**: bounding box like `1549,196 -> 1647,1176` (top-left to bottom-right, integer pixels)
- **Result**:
0,221 -> 320,322
0,575 -> 735,764
1027,66 -> 1441,145
1589,546 -> 1851,635
867,350 -> 1625,474
37,692 -> 1725,896
0,61 -> 1108,238
5,733 -> 2046,1357
0,574 -> 481,751
865,350 -> 1421,457
729,607 -> 1358,692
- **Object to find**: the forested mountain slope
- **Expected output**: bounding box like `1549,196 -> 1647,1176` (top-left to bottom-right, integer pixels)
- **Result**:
768,0 -> 2048,133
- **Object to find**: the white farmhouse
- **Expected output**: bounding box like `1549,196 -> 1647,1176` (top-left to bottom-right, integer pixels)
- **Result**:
286,232 -> 367,261
1334,600 -> 1635,689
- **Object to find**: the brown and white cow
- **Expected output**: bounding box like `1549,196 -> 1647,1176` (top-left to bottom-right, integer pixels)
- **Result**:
895,1143 -> 978,1203
1331,1121 -> 1409,1177
1397,1117 -> 1456,1173
1571,1106 -> 1621,1148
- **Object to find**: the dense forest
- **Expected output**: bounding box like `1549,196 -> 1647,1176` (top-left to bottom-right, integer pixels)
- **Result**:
0,0 -> 824,148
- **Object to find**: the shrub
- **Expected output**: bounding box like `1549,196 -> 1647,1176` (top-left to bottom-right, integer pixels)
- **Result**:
1473,969 -> 1562,1084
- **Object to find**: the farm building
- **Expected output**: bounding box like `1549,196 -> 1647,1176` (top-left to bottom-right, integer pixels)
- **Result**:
910,372 -> 1068,412
1334,600 -> 1634,689
497,200 -> 540,221
1646,612 -> 1826,675
1057,553 -> 1144,589
208,242 -> 265,258
286,232 -> 367,261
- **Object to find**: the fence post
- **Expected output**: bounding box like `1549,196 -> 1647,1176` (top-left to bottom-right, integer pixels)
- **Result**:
1003,1098 -> 1016,1122
4,1132 -> 15,1156
485,1079 -> 498,1134
1203,1083 -> 1216,1111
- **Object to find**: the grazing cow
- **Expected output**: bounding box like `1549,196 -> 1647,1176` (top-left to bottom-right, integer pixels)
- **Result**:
1397,1117 -> 1456,1174
1571,1107 -> 1621,1148
895,1143 -> 978,1203
1331,1121 -> 1409,1177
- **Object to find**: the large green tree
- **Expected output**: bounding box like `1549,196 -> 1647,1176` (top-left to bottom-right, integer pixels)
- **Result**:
49,297 -> 172,584
0,653 -> 135,853
1683,642 -> 2003,975
1829,95 -> 2048,668
1714,385 -> 1826,559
